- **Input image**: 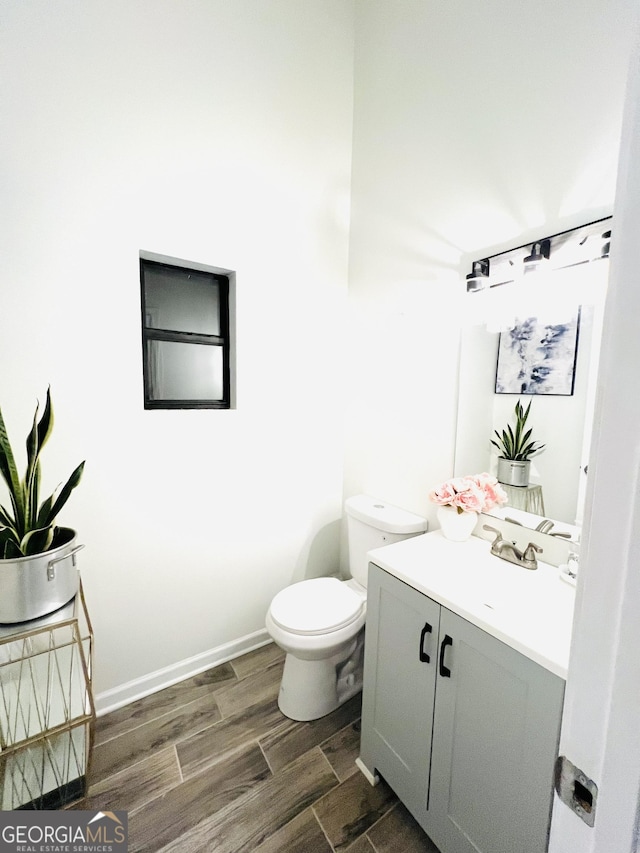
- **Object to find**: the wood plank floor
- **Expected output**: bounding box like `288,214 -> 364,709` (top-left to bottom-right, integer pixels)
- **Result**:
75,643 -> 440,852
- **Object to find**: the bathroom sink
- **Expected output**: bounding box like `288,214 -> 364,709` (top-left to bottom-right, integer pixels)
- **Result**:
461,554 -> 568,621
367,530 -> 576,677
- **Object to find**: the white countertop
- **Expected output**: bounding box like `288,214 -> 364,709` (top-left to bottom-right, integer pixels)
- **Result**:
367,530 -> 576,679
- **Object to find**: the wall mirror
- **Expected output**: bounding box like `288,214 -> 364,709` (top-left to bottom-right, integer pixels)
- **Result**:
454,218 -> 612,539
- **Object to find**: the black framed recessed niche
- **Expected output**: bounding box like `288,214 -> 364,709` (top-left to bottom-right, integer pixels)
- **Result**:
140,255 -> 233,409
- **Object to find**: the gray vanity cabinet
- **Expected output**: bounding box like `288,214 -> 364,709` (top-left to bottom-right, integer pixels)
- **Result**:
358,559 -> 442,821
359,563 -> 565,853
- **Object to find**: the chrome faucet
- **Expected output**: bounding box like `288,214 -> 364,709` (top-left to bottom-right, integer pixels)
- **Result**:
509,517 -> 572,539
483,525 -> 543,571
535,518 -> 573,538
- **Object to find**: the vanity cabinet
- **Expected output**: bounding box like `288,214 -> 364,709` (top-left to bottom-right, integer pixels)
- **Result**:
359,563 -> 565,853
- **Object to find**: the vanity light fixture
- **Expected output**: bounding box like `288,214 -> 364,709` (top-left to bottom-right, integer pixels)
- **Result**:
465,258 -> 490,292
465,216 -> 612,293
523,238 -> 551,271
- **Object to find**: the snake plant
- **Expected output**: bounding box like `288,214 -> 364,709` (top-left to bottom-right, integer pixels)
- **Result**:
0,388 -> 85,558
491,399 -> 545,461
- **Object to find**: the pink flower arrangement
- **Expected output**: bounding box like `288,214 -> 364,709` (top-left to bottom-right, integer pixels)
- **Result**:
429,473 -> 507,515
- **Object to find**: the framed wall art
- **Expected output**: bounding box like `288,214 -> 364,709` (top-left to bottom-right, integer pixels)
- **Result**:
495,308 -> 581,396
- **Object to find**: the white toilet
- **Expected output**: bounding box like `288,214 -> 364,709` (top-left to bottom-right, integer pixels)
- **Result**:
266,495 -> 428,721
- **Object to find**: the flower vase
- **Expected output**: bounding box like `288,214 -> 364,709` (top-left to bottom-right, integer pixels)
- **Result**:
437,505 -> 478,542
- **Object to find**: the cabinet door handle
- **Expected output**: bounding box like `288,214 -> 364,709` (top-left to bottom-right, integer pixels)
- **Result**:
439,634 -> 453,677
419,622 -> 432,663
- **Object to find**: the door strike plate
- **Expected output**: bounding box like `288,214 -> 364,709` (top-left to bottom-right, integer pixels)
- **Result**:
554,755 -> 597,827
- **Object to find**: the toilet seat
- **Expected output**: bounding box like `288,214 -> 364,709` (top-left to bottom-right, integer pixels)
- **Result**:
269,577 -> 365,636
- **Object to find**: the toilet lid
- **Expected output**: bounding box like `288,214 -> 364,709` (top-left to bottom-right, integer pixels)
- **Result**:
270,577 -> 365,636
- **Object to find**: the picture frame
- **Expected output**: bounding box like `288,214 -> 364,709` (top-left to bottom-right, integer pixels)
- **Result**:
495,308 -> 581,396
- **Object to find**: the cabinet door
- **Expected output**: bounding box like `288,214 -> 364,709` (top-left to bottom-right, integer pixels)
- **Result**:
359,564 -> 441,823
427,608 -> 565,853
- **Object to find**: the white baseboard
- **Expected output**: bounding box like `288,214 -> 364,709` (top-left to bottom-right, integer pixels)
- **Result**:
94,628 -> 272,717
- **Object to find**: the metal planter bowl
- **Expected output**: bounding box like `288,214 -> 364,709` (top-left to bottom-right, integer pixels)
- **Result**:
497,458 -> 531,488
0,528 -> 84,624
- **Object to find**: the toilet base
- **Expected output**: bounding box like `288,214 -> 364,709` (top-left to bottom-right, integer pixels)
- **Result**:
277,633 -> 364,721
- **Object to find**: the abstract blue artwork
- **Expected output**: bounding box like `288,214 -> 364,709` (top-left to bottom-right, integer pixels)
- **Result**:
495,308 -> 581,395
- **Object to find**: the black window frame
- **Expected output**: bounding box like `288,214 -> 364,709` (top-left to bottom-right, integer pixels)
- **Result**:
140,258 -> 231,410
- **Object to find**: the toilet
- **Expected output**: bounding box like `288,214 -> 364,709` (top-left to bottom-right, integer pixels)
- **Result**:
266,495 -> 428,721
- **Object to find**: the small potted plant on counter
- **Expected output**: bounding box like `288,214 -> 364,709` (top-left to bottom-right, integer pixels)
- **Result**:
490,399 -> 545,487
0,388 -> 85,623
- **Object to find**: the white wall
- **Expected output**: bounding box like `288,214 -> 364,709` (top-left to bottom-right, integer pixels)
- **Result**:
0,0 -> 354,698
346,0 -> 637,533
2,0 -> 637,712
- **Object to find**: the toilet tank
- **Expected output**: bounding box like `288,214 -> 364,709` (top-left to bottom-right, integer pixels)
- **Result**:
345,495 -> 428,588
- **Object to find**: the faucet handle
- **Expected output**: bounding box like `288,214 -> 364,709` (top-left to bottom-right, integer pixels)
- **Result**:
482,524 -> 503,543
483,525 -> 505,555
522,541 -> 543,569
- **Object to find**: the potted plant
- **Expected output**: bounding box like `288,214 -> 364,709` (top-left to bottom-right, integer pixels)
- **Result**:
0,388 -> 85,623
490,399 -> 545,487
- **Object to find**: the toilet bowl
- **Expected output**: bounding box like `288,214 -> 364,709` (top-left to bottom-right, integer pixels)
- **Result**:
266,495 -> 428,721
266,577 -> 367,720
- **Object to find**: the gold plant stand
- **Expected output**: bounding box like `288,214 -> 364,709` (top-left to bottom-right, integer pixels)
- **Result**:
500,483 -> 546,516
0,578 -> 95,809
